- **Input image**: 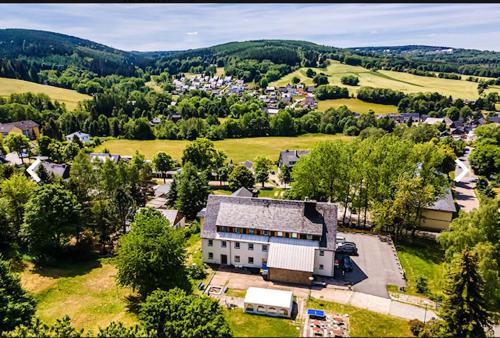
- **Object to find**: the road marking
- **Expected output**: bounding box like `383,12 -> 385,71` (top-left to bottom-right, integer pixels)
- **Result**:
455,159 -> 469,182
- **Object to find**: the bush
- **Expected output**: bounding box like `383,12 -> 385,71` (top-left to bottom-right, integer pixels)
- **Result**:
409,319 -> 425,337
416,276 -> 428,294
341,75 -> 359,86
186,263 -> 207,280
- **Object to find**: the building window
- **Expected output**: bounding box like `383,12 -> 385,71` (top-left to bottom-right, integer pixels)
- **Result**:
319,250 -> 324,256
235,242 -> 240,249
306,234 -> 313,240
262,258 -> 267,265
235,255 -> 240,263
262,244 -> 268,252
208,252 -> 213,260
319,264 -> 324,270
262,230 -> 269,236
248,257 -> 254,264
221,241 -> 227,248
233,227 -> 238,233
249,229 -> 255,235
248,243 -> 254,250
277,231 -> 283,237
292,233 -> 298,238
208,239 -> 213,247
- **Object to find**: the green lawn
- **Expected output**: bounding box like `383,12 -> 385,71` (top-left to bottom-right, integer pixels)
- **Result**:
271,60 -> 499,100
395,238 -> 446,297
95,134 -> 353,163
307,298 -> 412,337
224,308 -> 300,337
186,232 -> 203,266
257,187 -> 287,199
225,288 -> 247,298
317,98 -> 397,114
0,77 -> 91,110
19,259 -> 137,332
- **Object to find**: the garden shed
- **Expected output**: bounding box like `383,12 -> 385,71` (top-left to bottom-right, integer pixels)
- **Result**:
243,287 -> 293,318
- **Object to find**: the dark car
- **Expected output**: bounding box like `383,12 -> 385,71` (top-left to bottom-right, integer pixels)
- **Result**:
337,242 -> 358,255
343,256 -> 353,272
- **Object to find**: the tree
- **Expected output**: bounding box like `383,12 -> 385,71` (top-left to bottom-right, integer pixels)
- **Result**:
306,68 -> 316,78
22,184 -> 81,260
291,76 -> 300,84
4,134 -> 30,164
439,250 -> 493,338
340,75 -> 359,86
0,173 -> 36,239
175,162 -> 209,220
470,144 -> 499,177
312,74 -> 328,86
153,152 -> 175,183
5,316 -> 83,337
182,138 -> 224,172
140,289 -> 232,338
254,156 -> 273,187
228,164 -> 255,191
116,208 -> 186,296
279,164 -> 292,187
0,257 -> 36,333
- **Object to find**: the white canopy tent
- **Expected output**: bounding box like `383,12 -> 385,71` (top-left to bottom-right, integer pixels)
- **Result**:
243,287 -> 293,318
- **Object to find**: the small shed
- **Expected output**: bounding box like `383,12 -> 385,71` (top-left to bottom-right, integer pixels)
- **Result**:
243,287 -> 293,318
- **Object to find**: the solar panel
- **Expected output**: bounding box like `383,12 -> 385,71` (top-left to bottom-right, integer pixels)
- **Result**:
307,309 -> 325,318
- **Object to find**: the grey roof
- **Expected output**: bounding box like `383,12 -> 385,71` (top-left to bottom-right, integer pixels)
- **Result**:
241,160 -> 253,170
201,195 -> 337,249
425,188 -> 456,213
278,150 -> 310,167
267,243 -> 315,272
41,162 -> 69,178
0,120 -> 39,133
231,187 -> 253,198
89,153 -> 121,163
154,183 -> 171,197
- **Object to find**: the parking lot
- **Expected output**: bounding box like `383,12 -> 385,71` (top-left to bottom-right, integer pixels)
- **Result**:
335,232 -> 406,298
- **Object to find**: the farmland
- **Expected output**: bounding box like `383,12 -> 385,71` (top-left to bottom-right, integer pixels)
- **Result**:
0,77 -> 91,110
271,60 -> 499,100
95,134 -> 353,163
317,98 -> 397,114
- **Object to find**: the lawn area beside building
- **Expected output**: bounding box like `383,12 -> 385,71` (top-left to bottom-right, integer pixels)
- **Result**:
224,308 -> 301,337
18,259 -> 138,332
394,239 -> 446,297
95,134 -> 353,163
307,298 -> 412,337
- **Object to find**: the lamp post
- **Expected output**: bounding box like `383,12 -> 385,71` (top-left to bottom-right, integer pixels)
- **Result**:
423,300 -> 430,325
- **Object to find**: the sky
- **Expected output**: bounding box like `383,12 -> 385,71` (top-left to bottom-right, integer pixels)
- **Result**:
0,4 -> 499,51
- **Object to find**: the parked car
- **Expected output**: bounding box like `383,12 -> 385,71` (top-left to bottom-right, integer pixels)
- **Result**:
336,235 -> 346,244
343,256 -> 353,272
337,242 -> 358,255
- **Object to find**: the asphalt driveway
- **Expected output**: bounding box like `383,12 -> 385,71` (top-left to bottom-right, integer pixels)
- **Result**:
335,232 -> 406,298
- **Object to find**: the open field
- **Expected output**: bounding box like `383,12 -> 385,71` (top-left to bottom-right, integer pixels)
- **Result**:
317,98 -> 397,114
96,134 -> 353,163
224,308 -> 300,337
19,259 -> 137,332
307,298 -> 412,337
0,77 -> 91,110
394,239 -> 445,297
271,61 -> 499,100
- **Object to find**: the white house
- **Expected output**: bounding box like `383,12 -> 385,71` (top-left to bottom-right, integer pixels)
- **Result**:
201,195 -> 337,285
65,131 -> 91,143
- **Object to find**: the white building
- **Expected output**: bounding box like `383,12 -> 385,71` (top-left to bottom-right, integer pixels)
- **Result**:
244,287 -> 293,318
65,131 -> 91,143
201,195 -> 337,285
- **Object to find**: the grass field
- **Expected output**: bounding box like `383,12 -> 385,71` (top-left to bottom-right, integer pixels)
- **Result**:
317,98 -> 397,114
19,259 -> 137,332
224,309 -> 300,337
271,60 -> 499,100
394,239 -> 445,297
96,134 -> 352,163
307,298 -> 412,337
0,77 -> 91,110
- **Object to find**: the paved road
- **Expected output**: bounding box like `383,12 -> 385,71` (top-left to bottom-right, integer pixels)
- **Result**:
454,147 -> 479,212
336,232 -> 405,298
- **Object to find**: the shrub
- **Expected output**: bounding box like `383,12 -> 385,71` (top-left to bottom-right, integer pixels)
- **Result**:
416,276 -> 429,294
409,319 -> 425,337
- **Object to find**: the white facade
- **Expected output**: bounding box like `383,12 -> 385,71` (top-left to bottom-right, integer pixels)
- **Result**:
65,132 -> 91,143
201,235 -> 335,277
244,287 -> 293,318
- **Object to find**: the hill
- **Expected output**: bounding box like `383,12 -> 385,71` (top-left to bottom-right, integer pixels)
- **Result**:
0,76 -> 90,109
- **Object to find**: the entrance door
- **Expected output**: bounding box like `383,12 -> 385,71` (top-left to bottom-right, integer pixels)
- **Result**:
221,254 -> 228,265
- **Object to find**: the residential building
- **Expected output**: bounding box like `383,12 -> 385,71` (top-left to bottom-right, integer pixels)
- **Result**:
278,149 -> 310,169
420,188 -> 456,231
0,120 -> 40,139
89,152 -> 121,163
201,195 -> 337,285
231,187 -> 253,198
27,159 -> 70,183
158,209 -> 186,229
65,131 -> 91,143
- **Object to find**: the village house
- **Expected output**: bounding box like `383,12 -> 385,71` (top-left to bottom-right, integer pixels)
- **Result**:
201,195 -> 337,285
278,149 -> 310,169
89,152 -> 121,163
0,120 -> 40,140
65,131 -> 91,143
420,188 -> 457,231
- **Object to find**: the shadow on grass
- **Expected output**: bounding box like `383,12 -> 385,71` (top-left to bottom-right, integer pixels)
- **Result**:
395,237 -> 444,265
32,258 -> 103,279
125,294 -> 143,315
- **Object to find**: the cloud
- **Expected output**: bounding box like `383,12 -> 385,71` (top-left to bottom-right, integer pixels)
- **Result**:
0,4 -> 499,51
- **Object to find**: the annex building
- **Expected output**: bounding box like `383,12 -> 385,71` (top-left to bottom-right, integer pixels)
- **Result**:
201,195 -> 337,285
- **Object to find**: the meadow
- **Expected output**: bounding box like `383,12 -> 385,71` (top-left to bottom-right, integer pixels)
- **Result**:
271,60 -> 499,100
317,98 -> 397,114
95,134 -> 353,163
0,77 -> 90,110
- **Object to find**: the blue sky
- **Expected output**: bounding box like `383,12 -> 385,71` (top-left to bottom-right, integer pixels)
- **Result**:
1,4 -> 499,51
